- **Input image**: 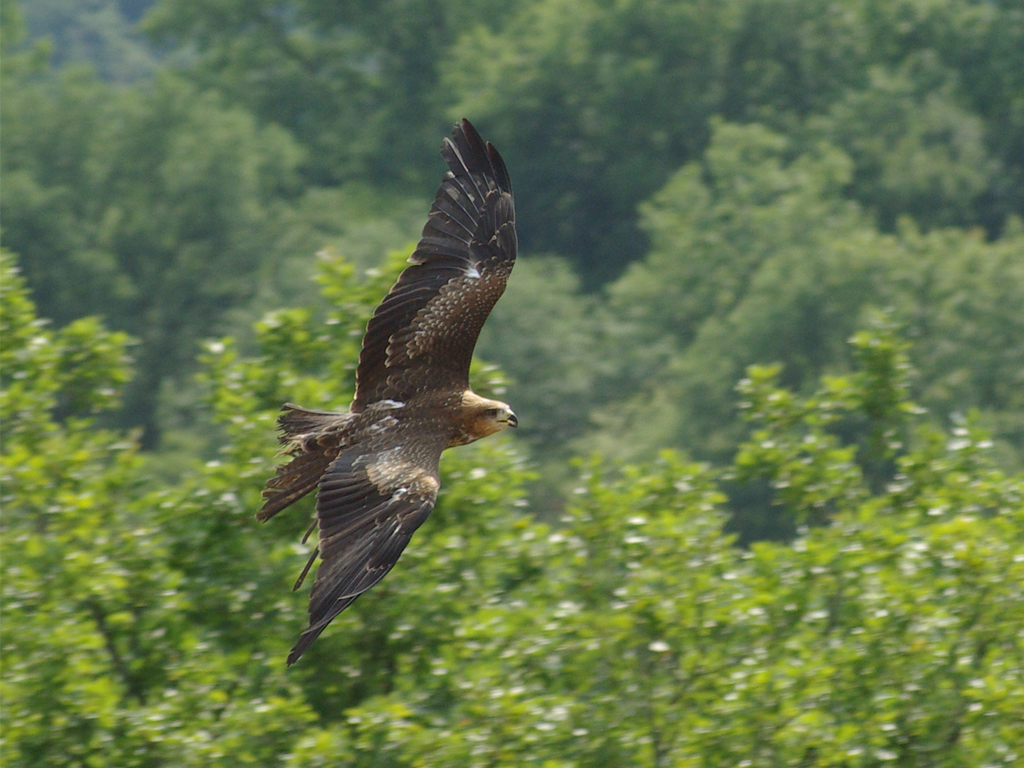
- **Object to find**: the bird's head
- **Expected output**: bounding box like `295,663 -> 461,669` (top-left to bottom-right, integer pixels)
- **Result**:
479,401 -> 518,432
460,391 -> 518,442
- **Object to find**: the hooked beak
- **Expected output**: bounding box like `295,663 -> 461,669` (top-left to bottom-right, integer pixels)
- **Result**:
507,411 -> 518,428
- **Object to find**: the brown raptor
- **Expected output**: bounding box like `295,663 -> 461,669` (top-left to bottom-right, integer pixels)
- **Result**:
257,119 -> 518,665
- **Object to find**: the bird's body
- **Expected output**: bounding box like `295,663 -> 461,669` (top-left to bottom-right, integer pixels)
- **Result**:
258,120 -> 518,665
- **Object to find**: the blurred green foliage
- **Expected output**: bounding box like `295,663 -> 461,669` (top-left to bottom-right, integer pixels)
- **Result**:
3,248 -> 1022,766
4,1 -> 1024,762
4,0 -> 1023,468
16,0 -> 159,82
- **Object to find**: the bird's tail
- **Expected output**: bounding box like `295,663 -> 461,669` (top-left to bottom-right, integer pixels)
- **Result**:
256,404 -> 347,521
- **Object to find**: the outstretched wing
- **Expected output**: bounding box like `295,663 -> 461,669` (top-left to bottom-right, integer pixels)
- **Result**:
286,436 -> 444,665
352,118 -> 517,411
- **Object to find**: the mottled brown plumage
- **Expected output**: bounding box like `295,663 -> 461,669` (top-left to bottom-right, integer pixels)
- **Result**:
257,119 -> 518,665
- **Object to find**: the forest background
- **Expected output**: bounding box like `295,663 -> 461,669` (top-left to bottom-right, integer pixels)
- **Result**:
2,0 -> 1023,765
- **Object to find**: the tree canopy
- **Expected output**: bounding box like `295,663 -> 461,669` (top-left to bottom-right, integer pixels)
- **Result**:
3,247 -> 1022,766
2,0 -> 1024,764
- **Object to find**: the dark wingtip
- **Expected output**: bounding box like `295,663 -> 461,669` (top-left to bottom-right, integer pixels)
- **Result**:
448,118 -> 485,161
449,118 -> 512,195
286,628 -> 319,667
458,117 -> 481,141
286,638 -> 306,667
486,140 -> 512,194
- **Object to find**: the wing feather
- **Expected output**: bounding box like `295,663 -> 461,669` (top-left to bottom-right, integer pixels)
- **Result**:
285,440 -> 442,665
352,119 -> 516,410
432,191 -> 477,236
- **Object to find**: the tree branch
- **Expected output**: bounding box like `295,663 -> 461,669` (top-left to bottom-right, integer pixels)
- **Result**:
88,599 -> 145,704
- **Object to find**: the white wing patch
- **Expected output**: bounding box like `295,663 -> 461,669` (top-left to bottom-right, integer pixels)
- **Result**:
368,415 -> 399,434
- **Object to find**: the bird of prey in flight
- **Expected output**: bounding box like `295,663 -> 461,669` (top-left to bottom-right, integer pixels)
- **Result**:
257,119 -> 518,665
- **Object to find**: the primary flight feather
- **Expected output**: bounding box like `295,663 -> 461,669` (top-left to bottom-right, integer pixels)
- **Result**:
257,119 -> 518,665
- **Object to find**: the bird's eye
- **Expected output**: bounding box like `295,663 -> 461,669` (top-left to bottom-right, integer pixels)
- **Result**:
484,408 -> 500,418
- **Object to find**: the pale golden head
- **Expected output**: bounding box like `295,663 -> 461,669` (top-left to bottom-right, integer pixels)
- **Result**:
458,390 -> 518,443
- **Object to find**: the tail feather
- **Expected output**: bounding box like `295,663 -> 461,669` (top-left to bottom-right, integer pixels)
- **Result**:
257,404 -> 351,521
276,403 -> 347,446
257,451 -> 329,521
